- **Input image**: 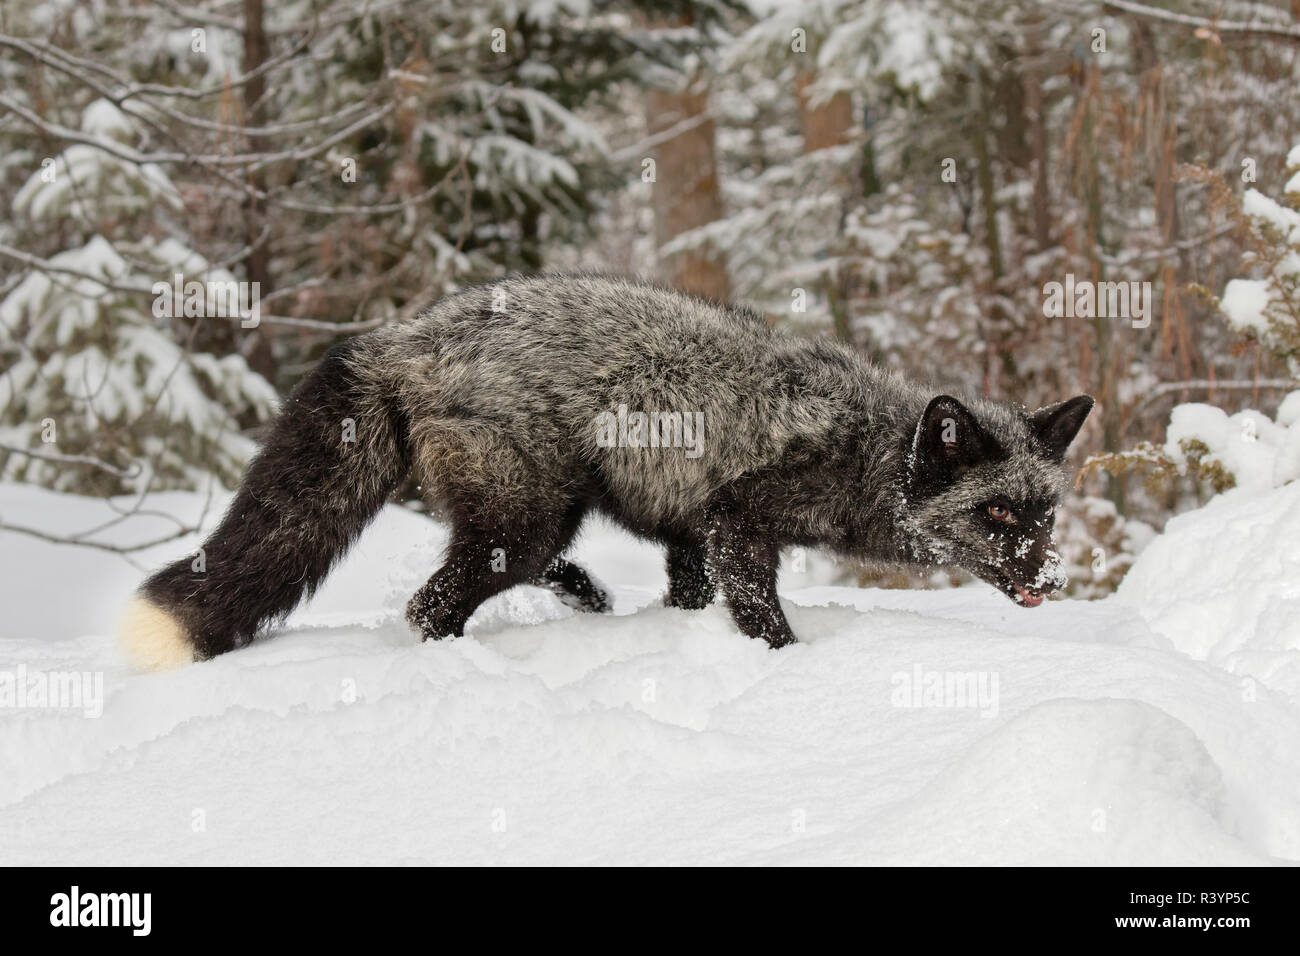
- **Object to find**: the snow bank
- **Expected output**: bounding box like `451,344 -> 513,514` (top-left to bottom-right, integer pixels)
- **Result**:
1118,480 -> 1300,704
0,483 -> 1296,864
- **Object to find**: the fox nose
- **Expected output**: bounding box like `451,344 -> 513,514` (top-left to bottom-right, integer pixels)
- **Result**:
1022,534 -> 1065,590
1035,553 -> 1067,591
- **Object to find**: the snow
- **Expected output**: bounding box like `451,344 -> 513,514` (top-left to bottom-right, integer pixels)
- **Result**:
1286,142 -> 1300,172
1,482 -> 1297,865
1220,277 -> 1272,336
1161,392 -> 1300,490
1241,187 -> 1300,243
1118,481 -> 1300,704
80,99 -> 134,143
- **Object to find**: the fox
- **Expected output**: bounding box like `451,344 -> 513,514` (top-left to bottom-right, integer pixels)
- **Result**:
119,274 -> 1094,670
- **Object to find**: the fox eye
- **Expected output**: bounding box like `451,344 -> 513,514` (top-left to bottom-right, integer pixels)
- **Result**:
986,503 -> 1015,523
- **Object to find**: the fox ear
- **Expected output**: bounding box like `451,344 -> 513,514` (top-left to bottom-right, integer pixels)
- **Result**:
913,395 -> 1003,478
1030,395 -> 1094,461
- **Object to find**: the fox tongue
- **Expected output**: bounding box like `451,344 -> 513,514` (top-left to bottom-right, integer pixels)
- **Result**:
1015,586 -> 1044,607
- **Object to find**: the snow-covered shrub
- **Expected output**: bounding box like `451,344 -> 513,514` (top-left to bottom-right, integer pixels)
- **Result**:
1162,397 -> 1300,493
1087,393 -> 1300,503
1217,142 -> 1300,375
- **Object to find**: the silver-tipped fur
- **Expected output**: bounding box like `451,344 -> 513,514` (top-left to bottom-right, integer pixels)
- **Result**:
126,274 -> 1093,660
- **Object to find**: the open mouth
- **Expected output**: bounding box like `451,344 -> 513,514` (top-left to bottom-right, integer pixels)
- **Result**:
1012,585 -> 1045,607
978,567 -> 1054,607
985,572 -> 1049,607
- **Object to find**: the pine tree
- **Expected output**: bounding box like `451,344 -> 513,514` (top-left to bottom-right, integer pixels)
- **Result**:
0,99 -> 277,495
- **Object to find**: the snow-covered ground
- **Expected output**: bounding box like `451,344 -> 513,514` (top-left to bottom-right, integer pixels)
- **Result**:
0,481 -> 1297,865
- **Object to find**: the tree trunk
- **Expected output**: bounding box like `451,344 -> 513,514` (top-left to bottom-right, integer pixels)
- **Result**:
972,75 -> 1014,389
1079,65 -> 1126,512
1021,16 -> 1052,249
796,72 -> 856,340
644,20 -> 729,301
242,0 -> 275,381
795,72 -> 852,152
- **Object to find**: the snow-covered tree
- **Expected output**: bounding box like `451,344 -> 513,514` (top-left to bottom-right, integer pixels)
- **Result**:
0,99 -> 277,496
0,0 -> 723,499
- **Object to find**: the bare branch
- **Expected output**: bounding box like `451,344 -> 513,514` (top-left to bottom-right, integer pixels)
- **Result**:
0,29 -> 314,103
0,443 -> 142,479
1102,0 -> 1300,44
0,519 -> 194,555
1136,379 -> 1296,410
0,244 -> 384,333
0,94 -> 394,168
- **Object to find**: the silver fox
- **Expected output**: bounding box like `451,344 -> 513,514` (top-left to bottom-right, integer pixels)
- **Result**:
119,274 -> 1093,669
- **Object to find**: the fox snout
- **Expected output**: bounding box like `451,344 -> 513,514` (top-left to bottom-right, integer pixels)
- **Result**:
997,535 -> 1067,607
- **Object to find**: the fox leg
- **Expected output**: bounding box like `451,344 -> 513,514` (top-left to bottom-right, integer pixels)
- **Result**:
665,538 -> 715,609
706,516 -> 796,649
406,511 -> 579,640
535,557 -> 610,613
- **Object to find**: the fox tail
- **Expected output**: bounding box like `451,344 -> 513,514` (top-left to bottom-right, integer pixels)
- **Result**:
118,339 -> 409,670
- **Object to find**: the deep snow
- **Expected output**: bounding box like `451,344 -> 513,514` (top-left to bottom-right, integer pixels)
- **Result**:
0,482 -> 1296,865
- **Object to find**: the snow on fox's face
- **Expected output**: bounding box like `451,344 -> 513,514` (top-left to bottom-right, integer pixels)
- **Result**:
915,468 -> 1067,606
903,394 -> 1093,606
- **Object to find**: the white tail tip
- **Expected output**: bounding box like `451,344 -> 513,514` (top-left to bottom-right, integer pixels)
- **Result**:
118,596 -> 195,671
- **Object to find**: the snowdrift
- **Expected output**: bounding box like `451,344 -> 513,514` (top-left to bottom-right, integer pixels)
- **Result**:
1119,482 -> 1300,704
0,482 -> 1296,865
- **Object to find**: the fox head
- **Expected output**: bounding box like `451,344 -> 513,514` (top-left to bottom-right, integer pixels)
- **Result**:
901,393 -> 1094,607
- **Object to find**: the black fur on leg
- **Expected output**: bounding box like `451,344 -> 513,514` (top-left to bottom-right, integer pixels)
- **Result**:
706,511 -> 796,649
535,557 -> 610,613
664,538 -> 715,609
406,506 -> 584,640
140,340 -> 411,659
